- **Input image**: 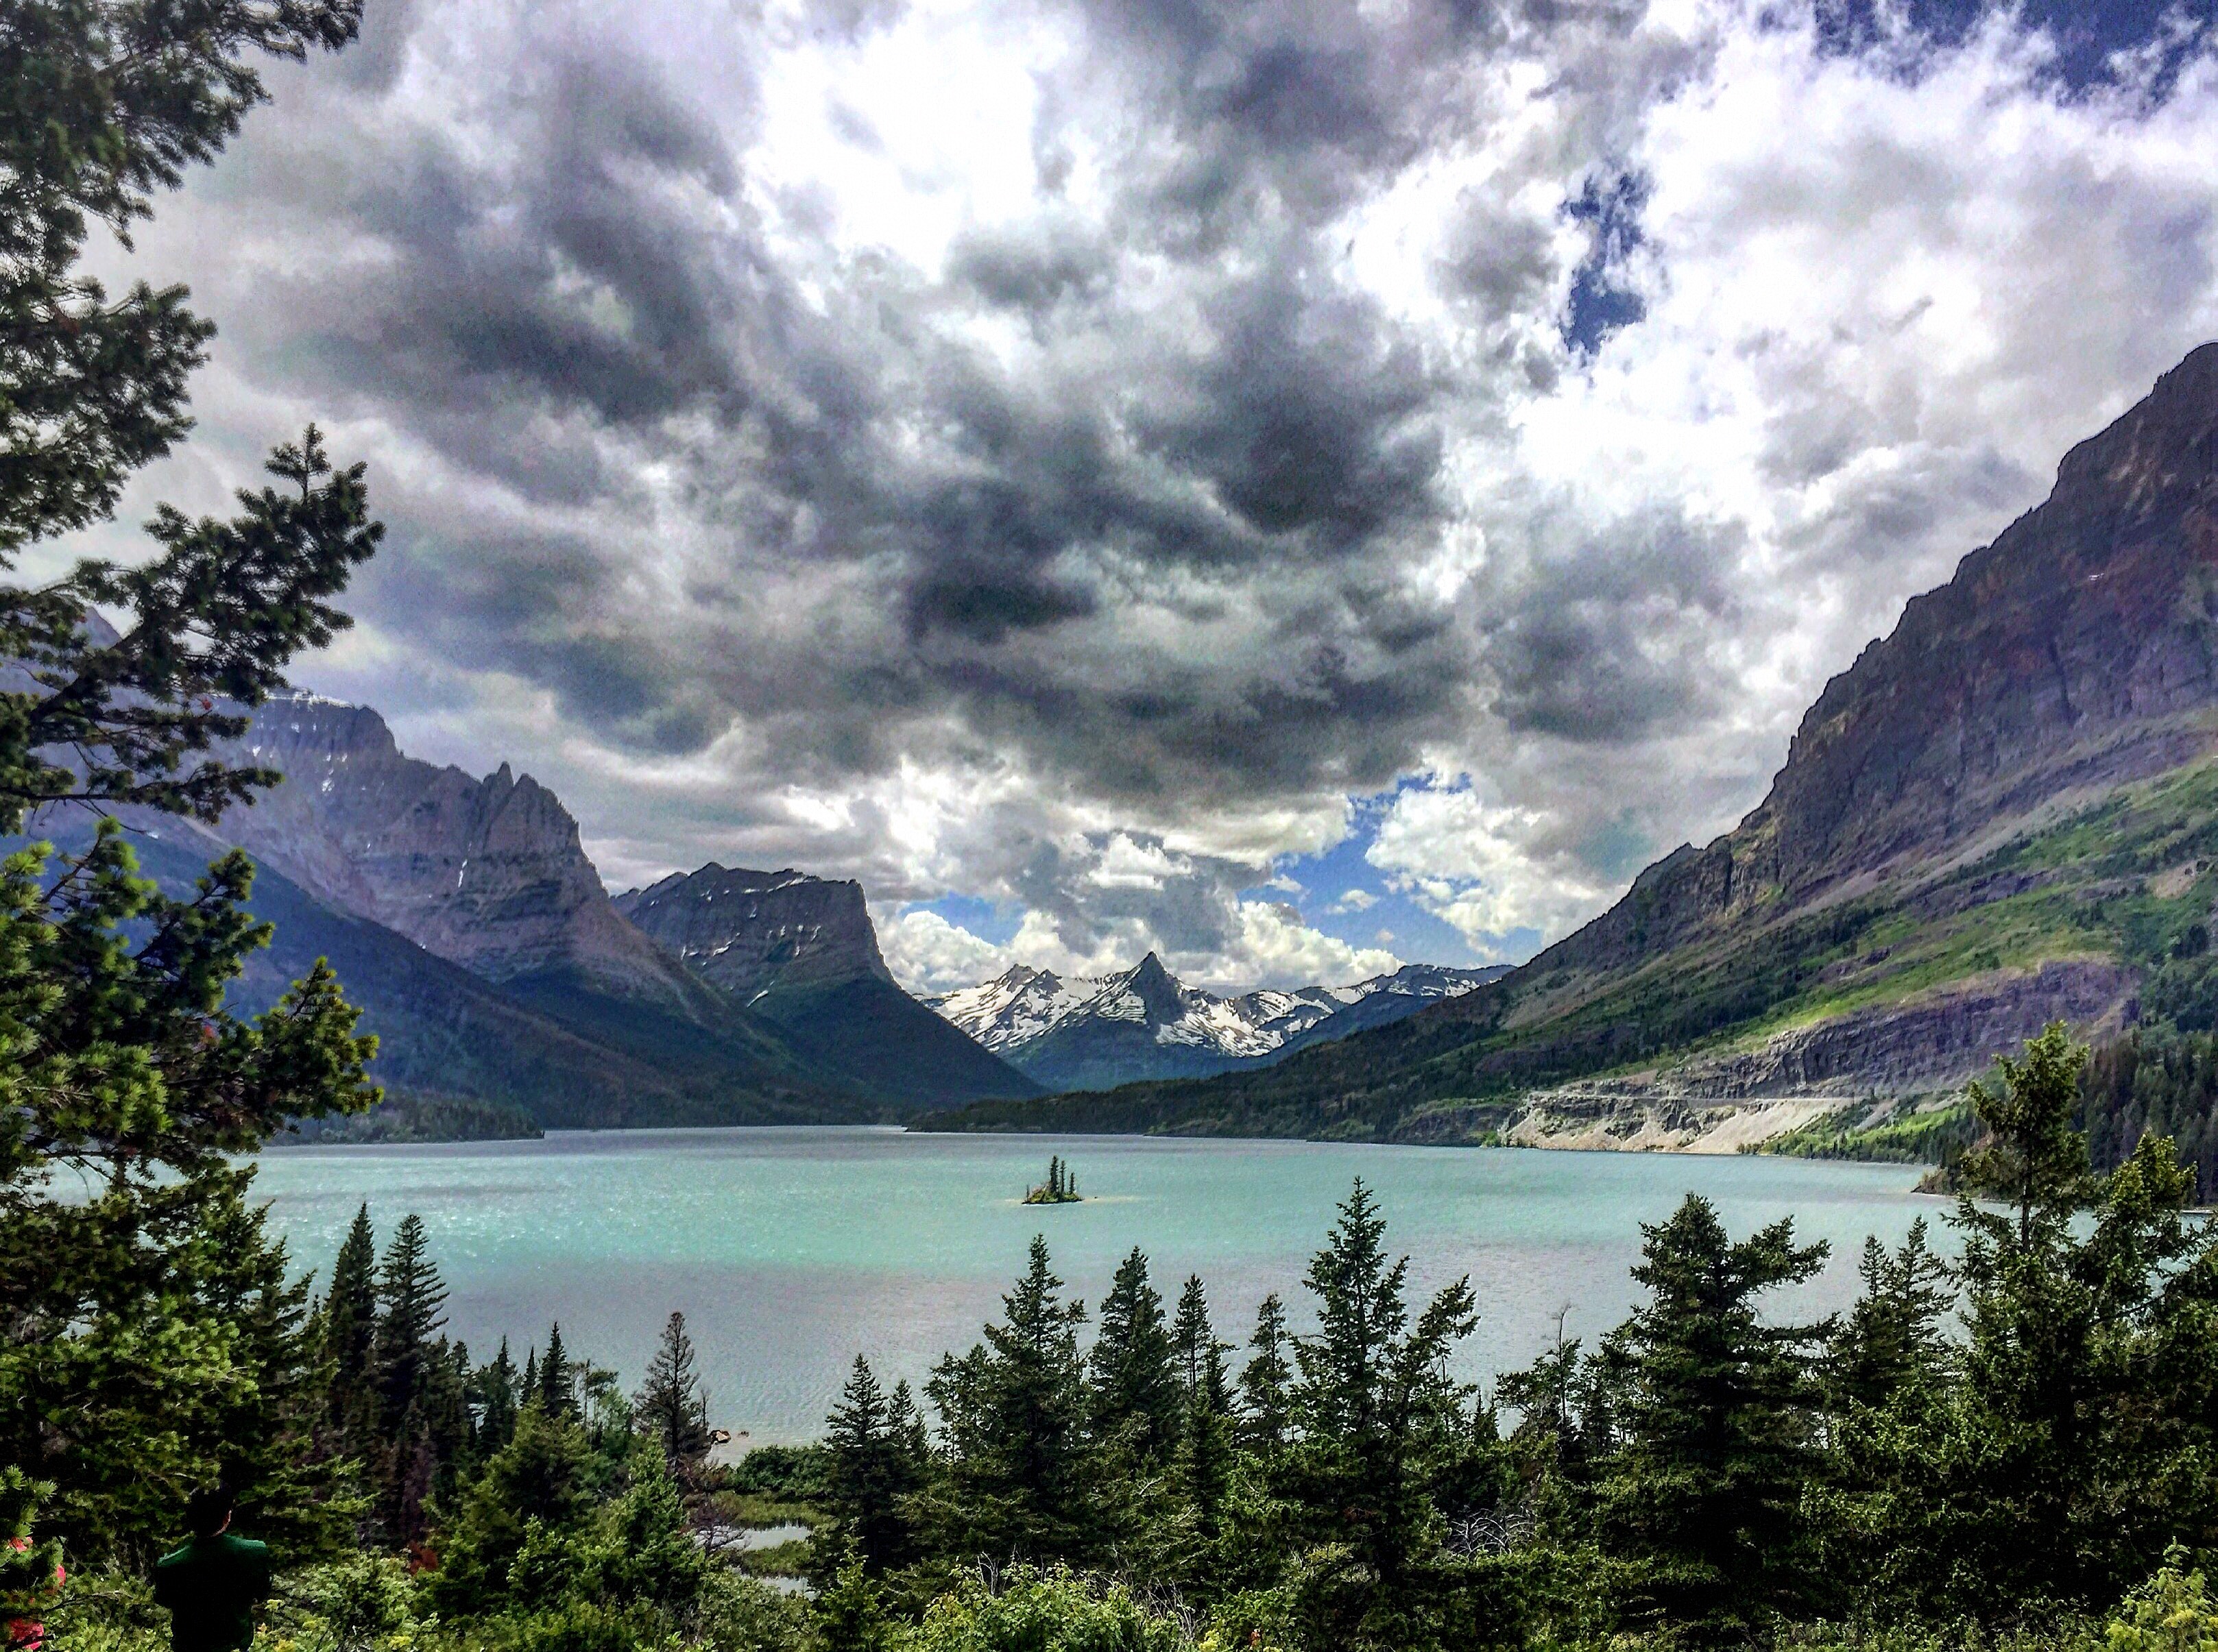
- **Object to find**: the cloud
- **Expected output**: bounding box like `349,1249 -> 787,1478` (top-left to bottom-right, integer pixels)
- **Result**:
1233,900 -> 1401,988
1368,778 -> 1611,956
62,0 -> 2218,990
876,906 -> 1015,995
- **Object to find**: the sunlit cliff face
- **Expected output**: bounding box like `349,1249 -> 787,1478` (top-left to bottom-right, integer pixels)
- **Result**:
71,0 -> 2218,993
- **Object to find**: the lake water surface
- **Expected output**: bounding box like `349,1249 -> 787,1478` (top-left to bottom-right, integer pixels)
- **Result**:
251,1128 -> 1945,1443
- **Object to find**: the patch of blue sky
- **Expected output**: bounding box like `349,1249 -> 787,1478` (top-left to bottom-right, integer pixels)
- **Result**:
1242,789 -> 1544,972
907,891 -> 1024,947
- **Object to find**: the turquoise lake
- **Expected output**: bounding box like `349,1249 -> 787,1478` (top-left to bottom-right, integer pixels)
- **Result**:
250,1128 -> 1945,1444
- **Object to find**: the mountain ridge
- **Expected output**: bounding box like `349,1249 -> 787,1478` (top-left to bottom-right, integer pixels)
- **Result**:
615,860 -> 1041,1109
930,951 -> 1510,1092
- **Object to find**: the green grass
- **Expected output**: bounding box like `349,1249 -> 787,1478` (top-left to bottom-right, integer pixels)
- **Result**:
732,1534 -> 812,1581
1760,1098 -> 1977,1164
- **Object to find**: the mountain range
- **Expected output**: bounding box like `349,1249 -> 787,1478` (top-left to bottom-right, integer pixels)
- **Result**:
930,955 -> 1508,1091
29,684 -> 1510,1132
921,343 -> 2218,1150
19,690 -> 1044,1130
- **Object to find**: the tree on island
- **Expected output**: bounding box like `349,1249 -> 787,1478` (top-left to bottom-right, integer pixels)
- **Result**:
1024,1154 -> 1082,1204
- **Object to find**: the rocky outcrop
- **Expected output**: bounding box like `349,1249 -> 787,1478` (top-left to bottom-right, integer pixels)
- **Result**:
1406,958 -> 2138,1151
612,864 -> 891,999
216,694 -> 695,1008
614,862 -> 1041,1111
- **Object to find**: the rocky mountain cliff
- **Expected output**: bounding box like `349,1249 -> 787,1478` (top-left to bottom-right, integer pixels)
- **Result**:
617,864 -> 1040,1109
217,696 -> 697,1010
920,343 -> 2218,1146
930,953 -> 1506,1093
1547,342 -> 2218,979
131,698 -> 1033,1123
614,863 -> 893,999
31,811 -> 856,1130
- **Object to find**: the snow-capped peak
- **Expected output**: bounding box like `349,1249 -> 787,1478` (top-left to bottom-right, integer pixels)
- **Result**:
928,954 -> 1508,1075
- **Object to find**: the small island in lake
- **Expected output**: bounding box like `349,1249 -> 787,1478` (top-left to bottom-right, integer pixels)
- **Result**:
1022,1155 -> 1083,1204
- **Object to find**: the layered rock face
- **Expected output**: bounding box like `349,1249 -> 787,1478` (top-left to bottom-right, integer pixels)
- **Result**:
1547,343 -> 2218,977
612,863 -> 893,1000
614,861 -> 1040,1109
217,696 -> 695,1008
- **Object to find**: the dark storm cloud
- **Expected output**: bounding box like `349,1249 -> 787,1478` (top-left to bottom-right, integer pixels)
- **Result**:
1137,259 -> 1443,548
265,38 -> 845,510
169,0 -> 1960,860
946,219 -> 1113,314
1073,0 -> 1524,250
228,0 -> 1495,797
1006,831 -> 1254,958
1481,505 -> 1744,742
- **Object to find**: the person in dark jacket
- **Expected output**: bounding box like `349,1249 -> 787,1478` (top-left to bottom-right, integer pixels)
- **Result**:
151,1487 -> 270,1652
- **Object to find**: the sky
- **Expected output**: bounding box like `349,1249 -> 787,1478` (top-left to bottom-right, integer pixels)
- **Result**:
58,0 -> 2218,994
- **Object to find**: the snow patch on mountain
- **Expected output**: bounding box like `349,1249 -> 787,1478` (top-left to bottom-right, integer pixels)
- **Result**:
929,952 -> 1506,1081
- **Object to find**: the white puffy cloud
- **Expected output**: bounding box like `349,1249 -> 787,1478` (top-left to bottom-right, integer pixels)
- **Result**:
1368,779 -> 1612,956
1231,901 -> 1401,990
875,907 -> 1016,996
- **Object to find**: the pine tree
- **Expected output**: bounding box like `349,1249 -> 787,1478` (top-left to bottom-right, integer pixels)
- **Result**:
362,1214 -> 450,1544
1089,1248 -> 1179,1463
817,1555 -> 899,1652
0,2 -> 381,1551
474,1339 -> 520,1456
1281,1180 -> 1482,1649
194,1186 -> 358,1558
321,1204 -> 380,1450
424,1338 -> 475,1500
1169,1276 -> 1234,1561
924,1235 -> 1092,1563
1239,1293 -> 1292,1455
1830,1219 -> 1954,1409
425,1405 -> 592,1616
373,1215 -> 448,1433
824,1357 -> 930,1575
587,1442 -> 712,1616
634,1311 -> 714,1473
539,1324 -> 575,1420
1171,1274 -> 1222,1406
1888,1024 -> 2218,1618
1592,1194 -> 1831,1645
1959,1021 -> 2099,1248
